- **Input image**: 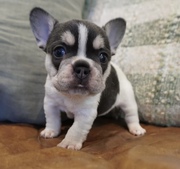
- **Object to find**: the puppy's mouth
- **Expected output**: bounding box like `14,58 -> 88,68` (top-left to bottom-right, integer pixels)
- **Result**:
53,78 -> 90,95
70,86 -> 89,95
77,84 -> 85,88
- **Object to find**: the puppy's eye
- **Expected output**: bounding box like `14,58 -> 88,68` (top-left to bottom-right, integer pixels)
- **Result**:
53,47 -> 66,59
99,53 -> 108,63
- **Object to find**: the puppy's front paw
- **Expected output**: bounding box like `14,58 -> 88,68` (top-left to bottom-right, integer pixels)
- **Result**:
40,128 -> 59,138
128,123 -> 146,136
57,138 -> 82,150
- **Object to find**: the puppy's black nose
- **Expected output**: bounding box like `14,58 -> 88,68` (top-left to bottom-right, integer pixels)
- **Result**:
73,60 -> 90,80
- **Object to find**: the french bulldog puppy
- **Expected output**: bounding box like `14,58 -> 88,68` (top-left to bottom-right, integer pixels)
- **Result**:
29,7 -> 146,150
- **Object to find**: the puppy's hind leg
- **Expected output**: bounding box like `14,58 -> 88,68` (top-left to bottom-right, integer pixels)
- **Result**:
119,80 -> 146,136
123,105 -> 146,136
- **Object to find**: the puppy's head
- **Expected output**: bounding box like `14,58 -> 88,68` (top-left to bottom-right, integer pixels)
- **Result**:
29,7 -> 126,96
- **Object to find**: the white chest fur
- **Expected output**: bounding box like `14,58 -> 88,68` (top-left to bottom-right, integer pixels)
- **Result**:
44,75 -> 101,114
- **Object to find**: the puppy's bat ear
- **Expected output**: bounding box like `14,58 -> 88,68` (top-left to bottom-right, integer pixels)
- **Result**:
103,18 -> 126,55
29,7 -> 56,50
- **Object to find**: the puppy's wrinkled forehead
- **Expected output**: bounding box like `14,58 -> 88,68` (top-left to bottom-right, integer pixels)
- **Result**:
46,20 -> 110,55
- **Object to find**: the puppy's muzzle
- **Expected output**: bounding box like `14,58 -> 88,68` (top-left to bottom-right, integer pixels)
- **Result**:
73,60 -> 90,80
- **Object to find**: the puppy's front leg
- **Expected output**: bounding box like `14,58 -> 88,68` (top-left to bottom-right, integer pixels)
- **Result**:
40,96 -> 61,138
58,109 -> 97,150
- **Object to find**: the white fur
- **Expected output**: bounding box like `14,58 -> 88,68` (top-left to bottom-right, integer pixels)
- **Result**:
45,54 -> 57,77
61,31 -> 75,46
77,24 -> 88,57
93,35 -> 104,49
